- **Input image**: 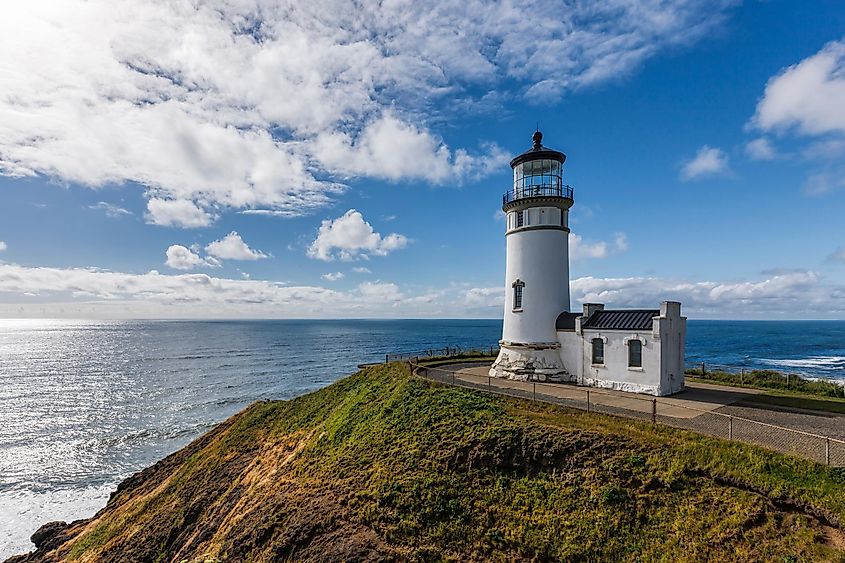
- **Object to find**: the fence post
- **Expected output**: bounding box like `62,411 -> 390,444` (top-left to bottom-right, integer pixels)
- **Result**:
488,376 -> 491,394
533,382 -> 536,402
786,373 -> 790,388
728,416 -> 733,441
651,399 -> 657,425
587,390 -> 591,412
451,370 -> 455,386
701,362 -> 706,377
740,368 -> 744,384
826,437 -> 831,466
385,354 -> 389,364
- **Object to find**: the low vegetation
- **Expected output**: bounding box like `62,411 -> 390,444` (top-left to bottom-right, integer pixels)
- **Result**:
12,363 -> 845,562
687,367 -> 845,401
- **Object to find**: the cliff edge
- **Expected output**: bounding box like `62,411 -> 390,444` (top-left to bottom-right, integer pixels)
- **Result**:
8,363 -> 845,562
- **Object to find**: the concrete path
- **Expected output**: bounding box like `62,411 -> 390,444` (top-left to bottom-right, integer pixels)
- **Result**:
452,365 -> 762,420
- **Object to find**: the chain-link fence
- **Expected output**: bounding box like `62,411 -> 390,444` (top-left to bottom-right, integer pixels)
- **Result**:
409,360 -> 845,467
385,345 -> 499,363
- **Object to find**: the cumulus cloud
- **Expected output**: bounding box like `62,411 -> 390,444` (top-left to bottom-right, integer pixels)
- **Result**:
322,272 -> 345,281
463,287 -> 504,307
146,199 -> 214,228
312,114 -> 508,183
571,271 -> 826,317
570,232 -> 628,261
89,201 -> 132,218
0,263 -> 842,319
749,40 -> 845,195
752,40 -> 845,136
308,210 -> 409,261
165,245 -> 212,270
352,267 -> 372,274
680,146 -> 730,180
0,241 -> 6,252
205,232 -> 267,261
745,138 -> 778,161
0,1 -> 738,225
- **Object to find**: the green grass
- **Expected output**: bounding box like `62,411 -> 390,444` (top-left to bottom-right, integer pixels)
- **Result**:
687,368 -> 845,400
55,363 -> 845,562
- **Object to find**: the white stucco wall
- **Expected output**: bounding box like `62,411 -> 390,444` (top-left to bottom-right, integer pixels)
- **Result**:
557,330 -> 582,381
579,330 -> 661,394
501,227 -> 570,345
655,301 -> 686,395
554,301 -> 687,396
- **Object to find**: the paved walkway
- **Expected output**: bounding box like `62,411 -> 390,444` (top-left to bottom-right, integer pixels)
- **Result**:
453,364 -> 762,420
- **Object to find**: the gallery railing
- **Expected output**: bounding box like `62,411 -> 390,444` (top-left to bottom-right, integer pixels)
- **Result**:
502,184 -> 574,205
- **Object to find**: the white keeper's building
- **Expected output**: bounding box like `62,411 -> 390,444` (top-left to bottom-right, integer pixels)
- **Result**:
489,131 -> 686,396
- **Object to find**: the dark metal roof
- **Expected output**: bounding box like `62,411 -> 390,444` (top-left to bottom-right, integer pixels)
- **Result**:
510,131 -> 566,168
555,311 -> 580,331
581,309 -> 659,331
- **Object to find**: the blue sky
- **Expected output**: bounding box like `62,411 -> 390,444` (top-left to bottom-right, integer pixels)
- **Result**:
1,0 -> 845,319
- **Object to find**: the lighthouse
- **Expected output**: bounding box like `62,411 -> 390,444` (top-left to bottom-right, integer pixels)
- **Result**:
489,130 -> 574,382
488,130 -> 687,395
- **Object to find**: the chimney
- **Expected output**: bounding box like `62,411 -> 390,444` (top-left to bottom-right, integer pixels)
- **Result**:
660,301 -> 681,318
582,303 -> 604,319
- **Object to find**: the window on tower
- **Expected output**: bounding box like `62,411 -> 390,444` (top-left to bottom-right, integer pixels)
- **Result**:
516,210 -> 524,228
591,338 -> 604,365
512,279 -> 524,310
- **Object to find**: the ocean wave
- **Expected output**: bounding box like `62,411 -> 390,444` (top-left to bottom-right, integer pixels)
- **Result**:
759,356 -> 845,370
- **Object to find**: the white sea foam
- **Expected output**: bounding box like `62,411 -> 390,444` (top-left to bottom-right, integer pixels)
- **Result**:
760,356 -> 845,369
0,484 -> 116,559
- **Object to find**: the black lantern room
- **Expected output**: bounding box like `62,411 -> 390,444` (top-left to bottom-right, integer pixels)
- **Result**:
504,131 -> 573,205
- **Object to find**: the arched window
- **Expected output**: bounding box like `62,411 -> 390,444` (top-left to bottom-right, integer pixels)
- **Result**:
628,340 -> 643,368
512,279 -> 525,310
591,338 -> 604,365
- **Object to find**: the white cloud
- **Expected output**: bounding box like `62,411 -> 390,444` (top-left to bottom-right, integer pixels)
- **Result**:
749,40 -> 845,195
322,272 -> 345,281
146,199 -> 214,228
752,40 -> 845,136
0,241 -> 6,252
463,287 -> 504,307
570,232 -> 628,261
357,281 -> 403,302
165,245 -> 211,270
1,263 -> 842,319
571,271 -> 827,318
205,232 -> 267,261
89,201 -> 132,218
311,114 -> 508,183
680,146 -> 730,180
0,1 -> 738,225
352,267 -> 371,274
745,138 -> 777,161
308,210 -> 409,261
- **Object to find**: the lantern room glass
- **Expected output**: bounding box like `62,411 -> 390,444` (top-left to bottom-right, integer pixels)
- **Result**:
513,159 -> 562,197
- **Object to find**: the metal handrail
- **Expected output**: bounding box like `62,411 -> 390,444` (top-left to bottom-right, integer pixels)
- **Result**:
503,184 -> 574,205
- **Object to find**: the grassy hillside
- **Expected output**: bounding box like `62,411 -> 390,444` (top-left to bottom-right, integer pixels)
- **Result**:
11,363 -> 845,562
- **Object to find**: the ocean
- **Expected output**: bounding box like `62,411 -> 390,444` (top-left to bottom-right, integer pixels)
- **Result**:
1,318 -> 844,558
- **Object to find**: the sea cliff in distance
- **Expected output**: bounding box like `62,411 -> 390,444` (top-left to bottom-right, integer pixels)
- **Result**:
8,362 -> 845,562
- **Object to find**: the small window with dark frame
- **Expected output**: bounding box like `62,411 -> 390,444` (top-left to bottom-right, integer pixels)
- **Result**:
591,338 -> 604,365
512,279 -> 524,310
516,210 -> 524,227
628,340 -> 643,368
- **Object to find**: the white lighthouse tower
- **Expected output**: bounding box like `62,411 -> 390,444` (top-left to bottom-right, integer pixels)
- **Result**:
489,131 -> 573,381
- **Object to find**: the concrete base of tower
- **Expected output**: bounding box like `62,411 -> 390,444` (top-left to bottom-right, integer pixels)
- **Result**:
489,341 -> 573,382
